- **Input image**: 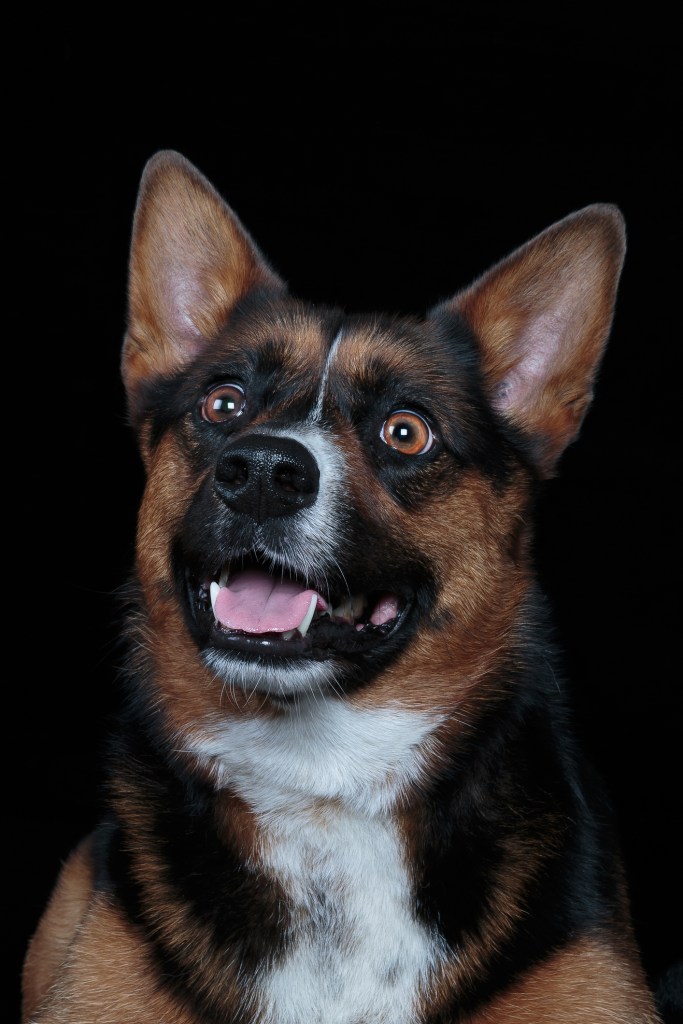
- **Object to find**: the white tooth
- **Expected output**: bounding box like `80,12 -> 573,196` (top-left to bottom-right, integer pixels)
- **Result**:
332,597 -> 349,619
210,582 -> 220,616
282,629 -> 296,640
297,594 -> 318,637
332,594 -> 365,622
219,566 -> 230,588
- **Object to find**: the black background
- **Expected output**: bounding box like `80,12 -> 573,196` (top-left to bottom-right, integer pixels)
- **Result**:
11,9 -> 680,1020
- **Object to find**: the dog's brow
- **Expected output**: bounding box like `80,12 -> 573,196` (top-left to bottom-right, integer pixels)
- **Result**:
308,329 -> 344,423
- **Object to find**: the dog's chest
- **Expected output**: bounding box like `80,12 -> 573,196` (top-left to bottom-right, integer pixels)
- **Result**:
192,700 -> 444,1023
258,802 -> 437,1024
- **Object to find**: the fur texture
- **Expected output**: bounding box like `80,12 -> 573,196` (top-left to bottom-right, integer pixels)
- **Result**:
22,151 -> 660,1023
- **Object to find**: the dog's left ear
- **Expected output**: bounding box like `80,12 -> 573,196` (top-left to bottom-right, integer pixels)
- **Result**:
437,206 -> 626,476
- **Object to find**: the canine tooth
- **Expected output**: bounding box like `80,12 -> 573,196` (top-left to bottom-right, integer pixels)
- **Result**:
297,594 -> 318,637
219,566 -> 230,588
210,581 -> 220,616
282,629 -> 296,640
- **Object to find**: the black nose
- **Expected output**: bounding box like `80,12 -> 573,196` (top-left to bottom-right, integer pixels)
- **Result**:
214,434 -> 320,522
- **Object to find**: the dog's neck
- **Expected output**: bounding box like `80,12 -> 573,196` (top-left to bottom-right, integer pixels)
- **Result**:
184,694 -> 443,817
177,695 -> 447,1022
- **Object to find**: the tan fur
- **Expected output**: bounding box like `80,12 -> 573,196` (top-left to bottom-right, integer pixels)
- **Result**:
22,838 -> 94,1020
23,852 -> 658,1024
23,845 -> 196,1022
462,934 -> 660,1023
23,152 -> 659,1022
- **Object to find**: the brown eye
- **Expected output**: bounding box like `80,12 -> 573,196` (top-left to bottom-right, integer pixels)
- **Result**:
200,383 -> 246,423
381,410 -> 435,455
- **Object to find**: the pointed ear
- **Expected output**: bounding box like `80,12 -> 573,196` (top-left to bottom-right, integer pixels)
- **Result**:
437,205 -> 626,477
122,150 -> 284,407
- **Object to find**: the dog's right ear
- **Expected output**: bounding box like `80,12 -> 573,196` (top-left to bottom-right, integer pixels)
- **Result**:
122,151 -> 284,415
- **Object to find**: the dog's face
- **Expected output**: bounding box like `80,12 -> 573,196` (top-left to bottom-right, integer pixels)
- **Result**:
122,152 -> 625,727
132,297 -> 520,705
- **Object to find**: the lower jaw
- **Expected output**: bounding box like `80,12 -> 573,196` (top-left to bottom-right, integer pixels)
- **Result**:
194,606 -> 414,700
201,646 -> 345,698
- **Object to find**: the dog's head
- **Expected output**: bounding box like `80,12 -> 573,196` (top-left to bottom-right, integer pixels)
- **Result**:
122,151 -> 624,722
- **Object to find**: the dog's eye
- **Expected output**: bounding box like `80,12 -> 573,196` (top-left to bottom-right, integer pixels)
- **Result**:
200,383 -> 246,423
381,410 -> 435,455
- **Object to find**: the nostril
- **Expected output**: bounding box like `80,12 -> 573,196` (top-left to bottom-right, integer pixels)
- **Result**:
216,456 -> 249,489
273,462 -> 310,495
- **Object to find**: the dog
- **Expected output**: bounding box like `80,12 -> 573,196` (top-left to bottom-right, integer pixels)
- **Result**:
22,150 -> 661,1023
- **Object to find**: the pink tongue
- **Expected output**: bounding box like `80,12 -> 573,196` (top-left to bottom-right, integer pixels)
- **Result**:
369,594 -> 400,626
214,569 -> 322,634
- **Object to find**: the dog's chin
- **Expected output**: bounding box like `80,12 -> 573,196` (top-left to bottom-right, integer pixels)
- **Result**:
201,649 -> 343,698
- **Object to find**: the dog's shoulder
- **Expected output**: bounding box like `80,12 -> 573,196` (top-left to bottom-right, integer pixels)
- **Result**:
22,833 -> 96,1019
22,827 -> 198,1023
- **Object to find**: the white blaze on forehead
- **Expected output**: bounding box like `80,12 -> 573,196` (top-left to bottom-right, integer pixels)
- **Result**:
309,329 -> 344,423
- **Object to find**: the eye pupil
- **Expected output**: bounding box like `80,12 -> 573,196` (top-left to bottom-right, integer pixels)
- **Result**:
214,397 -> 236,413
201,384 -> 245,423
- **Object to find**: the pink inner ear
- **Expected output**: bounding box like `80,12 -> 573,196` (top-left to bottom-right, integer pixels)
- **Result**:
162,262 -> 210,350
492,311 -> 569,415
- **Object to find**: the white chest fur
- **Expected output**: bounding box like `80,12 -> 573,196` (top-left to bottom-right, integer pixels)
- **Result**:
187,698 -> 446,1023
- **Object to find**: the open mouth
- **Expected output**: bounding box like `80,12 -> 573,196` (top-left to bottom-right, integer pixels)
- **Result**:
189,562 -> 412,660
